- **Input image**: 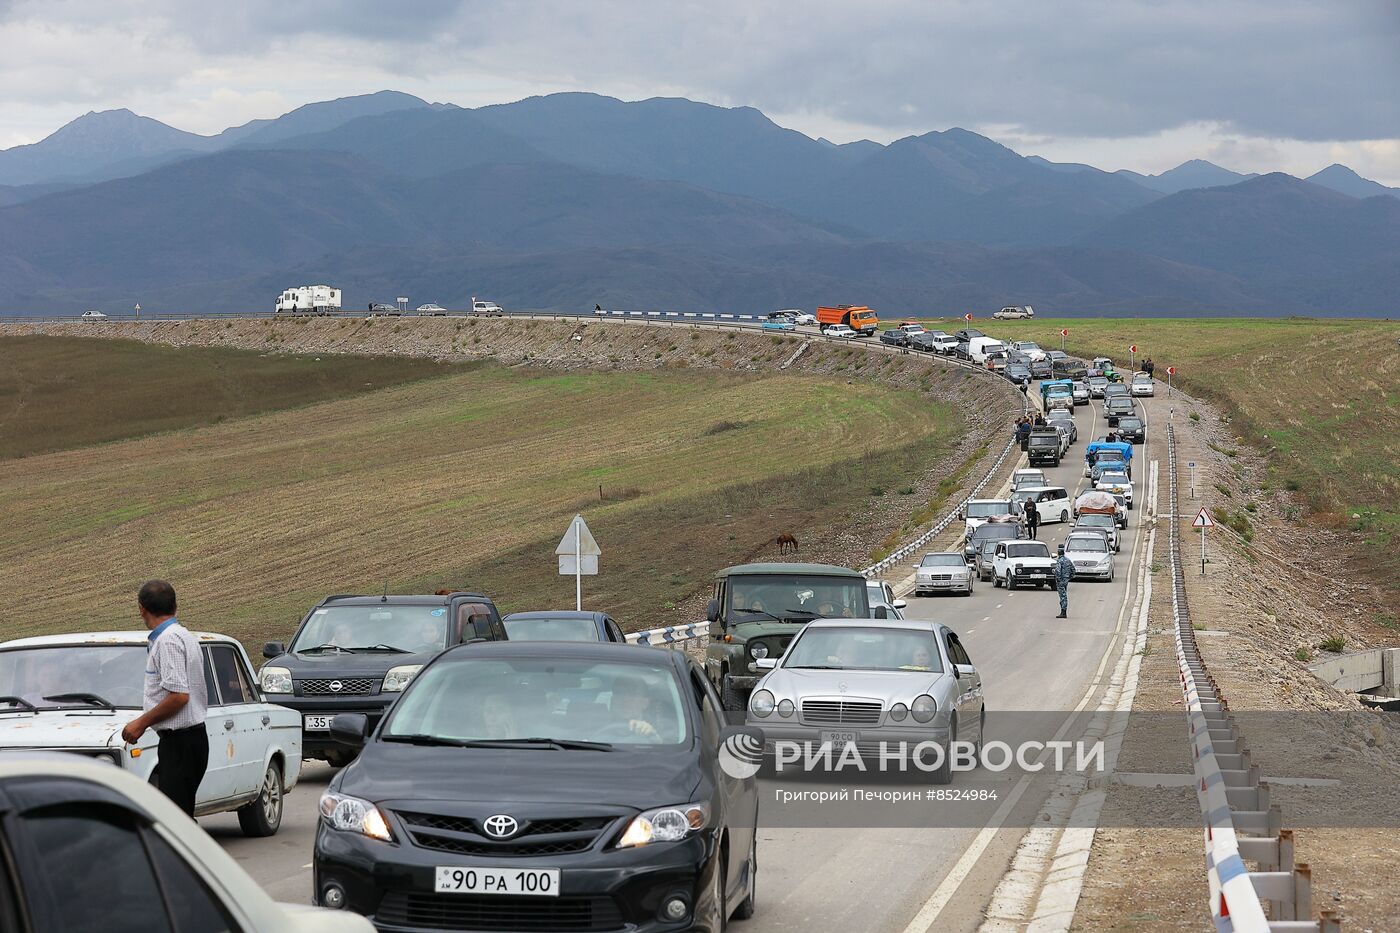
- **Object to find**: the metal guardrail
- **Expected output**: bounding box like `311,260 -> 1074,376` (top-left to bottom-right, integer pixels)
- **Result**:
1166,424 -> 1339,933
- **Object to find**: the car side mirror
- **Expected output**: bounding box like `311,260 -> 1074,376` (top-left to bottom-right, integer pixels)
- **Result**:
262,641 -> 285,659
329,713 -> 369,748
873,606 -> 889,620
955,664 -> 977,679
754,658 -> 776,670
892,599 -> 907,610
705,598 -> 720,624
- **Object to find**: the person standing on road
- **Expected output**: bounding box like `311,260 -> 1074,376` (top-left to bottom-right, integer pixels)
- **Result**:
1053,546 -> 1074,618
120,580 -> 208,817
1025,497 -> 1041,540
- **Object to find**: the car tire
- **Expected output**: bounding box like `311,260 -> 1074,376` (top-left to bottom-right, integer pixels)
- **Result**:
733,830 -> 757,921
1007,573 -> 1017,590
1060,510 -> 1069,523
710,849 -> 729,931
1108,565 -> 1116,582
721,675 -> 747,713
992,574 -> 1001,588
237,761 -> 284,837
932,716 -> 956,785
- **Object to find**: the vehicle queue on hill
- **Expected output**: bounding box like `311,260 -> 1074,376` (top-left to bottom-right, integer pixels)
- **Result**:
0,315 -> 1157,932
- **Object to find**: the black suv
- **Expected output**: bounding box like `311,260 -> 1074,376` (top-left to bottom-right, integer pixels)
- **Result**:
259,592 -> 507,766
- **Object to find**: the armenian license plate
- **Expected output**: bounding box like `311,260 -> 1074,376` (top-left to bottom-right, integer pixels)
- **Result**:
303,715 -> 334,731
435,867 -> 560,897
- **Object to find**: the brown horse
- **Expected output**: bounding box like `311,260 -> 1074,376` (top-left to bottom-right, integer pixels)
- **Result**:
771,533 -> 799,555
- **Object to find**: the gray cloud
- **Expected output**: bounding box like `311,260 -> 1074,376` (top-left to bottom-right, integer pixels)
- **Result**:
1,0 -> 1397,144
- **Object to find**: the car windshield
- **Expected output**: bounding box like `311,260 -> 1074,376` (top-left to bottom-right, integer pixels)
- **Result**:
785,627 -> 944,672
1100,473 -> 1129,484
1096,451 -> 1126,462
503,616 -> 601,642
727,574 -> 868,622
0,645 -> 147,709
1118,418 -> 1143,430
384,658 -> 689,746
1079,514 -> 1114,528
973,524 -> 1020,543
920,554 -> 965,567
1067,537 -> 1109,554
290,605 -> 454,654
967,502 -> 1011,518
1006,543 -> 1050,559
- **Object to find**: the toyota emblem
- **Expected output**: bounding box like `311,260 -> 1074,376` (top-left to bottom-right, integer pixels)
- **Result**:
482,814 -> 519,839
328,680 -> 343,692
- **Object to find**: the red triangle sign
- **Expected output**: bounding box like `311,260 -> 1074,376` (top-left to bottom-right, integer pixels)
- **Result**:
1192,508 -> 1214,528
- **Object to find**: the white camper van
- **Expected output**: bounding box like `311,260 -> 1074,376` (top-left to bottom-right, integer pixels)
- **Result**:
275,285 -> 341,314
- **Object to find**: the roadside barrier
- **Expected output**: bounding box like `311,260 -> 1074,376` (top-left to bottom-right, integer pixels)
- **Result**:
1166,424 -> 1339,933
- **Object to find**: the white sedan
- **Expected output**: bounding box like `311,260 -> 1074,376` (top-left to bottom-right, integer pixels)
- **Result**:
0,755 -> 370,932
415,303 -> 447,314
825,324 -> 859,338
774,308 -> 817,325
0,631 -> 302,836
80,309 -> 108,321
1131,373 -> 1155,396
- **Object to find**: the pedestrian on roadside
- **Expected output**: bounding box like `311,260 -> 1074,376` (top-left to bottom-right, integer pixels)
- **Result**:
120,580 -> 208,816
1053,545 -> 1074,618
1025,497 -> 1041,540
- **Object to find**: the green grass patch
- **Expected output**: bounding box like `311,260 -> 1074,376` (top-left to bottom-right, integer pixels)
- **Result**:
1319,634 -> 1346,653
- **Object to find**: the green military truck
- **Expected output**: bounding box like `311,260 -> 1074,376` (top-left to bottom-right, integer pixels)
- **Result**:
704,562 -> 872,711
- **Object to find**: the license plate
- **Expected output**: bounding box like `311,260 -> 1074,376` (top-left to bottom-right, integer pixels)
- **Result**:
435,867 -> 560,897
303,715 -> 334,731
821,731 -> 860,746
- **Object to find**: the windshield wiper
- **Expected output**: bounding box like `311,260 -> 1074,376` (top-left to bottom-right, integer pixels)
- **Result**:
731,608 -> 784,623
380,735 -> 614,751
381,733 -> 472,746
0,695 -> 37,713
43,692 -> 114,710
295,643 -> 345,654
787,663 -> 845,670
347,644 -> 412,654
780,610 -> 823,621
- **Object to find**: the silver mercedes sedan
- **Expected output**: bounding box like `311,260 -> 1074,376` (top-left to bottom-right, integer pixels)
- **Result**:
745,619 -> 985,783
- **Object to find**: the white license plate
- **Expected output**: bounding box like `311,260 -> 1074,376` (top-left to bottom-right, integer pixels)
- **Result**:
821,730 -> 860,746
303,715 -> 334,731
435,866 -> 560,897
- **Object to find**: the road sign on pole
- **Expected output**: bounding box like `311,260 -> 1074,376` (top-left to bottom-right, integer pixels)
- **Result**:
556,514 -> 601,610
1060,327 -> 1068,351
964,312 -> 973,322
134,303 -> 141,320
1192,508 -> 1213,575
1129,344 -> 1137,372
1187,460 -> 1197,498
1166,365 -> 1176,396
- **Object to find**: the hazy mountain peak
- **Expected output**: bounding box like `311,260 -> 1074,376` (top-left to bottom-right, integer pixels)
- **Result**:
0,108 -> 213,186
1307,163 -> 1399,199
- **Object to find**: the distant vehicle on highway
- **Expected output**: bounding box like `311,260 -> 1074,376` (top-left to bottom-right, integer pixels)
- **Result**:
470,297 -> 503,315
320,641 -> 760,928
502,610 -> 626,642
879,328 -> 909,347
763,319 -> 796,332
749,618 -> 985,784
964,520 -> 1024,562
770,308 -> 816,325
1045,349 -> 1068,362
259,591 -> 507,766
912,552 -> 975,596
1087,374 -> 1110,398
368,302 -> 399,314
0,630 -> 301,836
953,328 -> 984,342
1103,382 -> 1131,399
817,304 -> 878,336
706,562 -> 871,710
276,284 -> 341,315
1027,428 -> 1063,466
824,323 -> 859,339
973,539 -> 1001,581
993,540 -> 1056,589
1030,358 -> 1054,379
0,754 -> 370,932
867,578 -> 908,612
1015,485 -> 1072,524
1065,532 -> 1116,581
1095,470 -> 1134,509
415,303 -> 447,314
1105,395 -> 1136,426
1047,409 -> 1078,443
1052,357 -> 1089,379
927,332 -> 960,354
1131,372 -> 1155,396
961,498 -> 1015,535
1005,362 -> 1032,386
1075,512 -> 1122,552
1010,340 -> 1047,361
994,305 -> 1035,319
1071,380 -> 1091,404
967,336 -> 1007,364
79,309 -> 107,321
1011,468 -> 1048,490
896,320 -> 926,336
1116,415 -> 1146,444
907,332 -> 939,352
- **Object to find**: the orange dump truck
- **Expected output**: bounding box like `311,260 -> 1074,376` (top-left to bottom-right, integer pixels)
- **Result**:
815,305 -> 879,336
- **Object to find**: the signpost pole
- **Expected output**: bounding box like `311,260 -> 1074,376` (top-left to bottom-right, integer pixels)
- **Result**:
1130,346 -> 1136,372
1201,525 -> 1207,576
575,520 -> 582,611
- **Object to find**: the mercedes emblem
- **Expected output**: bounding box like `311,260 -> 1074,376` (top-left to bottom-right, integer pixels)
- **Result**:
482,814 -> 519,839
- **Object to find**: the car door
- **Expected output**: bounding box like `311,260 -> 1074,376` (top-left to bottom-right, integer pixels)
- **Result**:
993,542 -> 1008,581
205,644 -> 265,801
689,663 -> 755,908
945,633 -> 983,741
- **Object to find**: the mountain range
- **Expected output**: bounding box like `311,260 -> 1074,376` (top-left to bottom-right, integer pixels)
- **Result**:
1,91 -> 1397,316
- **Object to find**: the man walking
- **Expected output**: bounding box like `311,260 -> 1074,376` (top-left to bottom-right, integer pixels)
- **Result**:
120,580 -> 208,816
1024,496 -> 1041,540
1053,545 -> 1074,618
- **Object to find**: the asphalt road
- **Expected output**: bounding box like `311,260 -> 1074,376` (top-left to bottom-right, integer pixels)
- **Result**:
205,384 -> 1170,932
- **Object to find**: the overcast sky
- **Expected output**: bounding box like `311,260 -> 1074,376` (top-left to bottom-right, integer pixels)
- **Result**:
3,0 -> 1399,183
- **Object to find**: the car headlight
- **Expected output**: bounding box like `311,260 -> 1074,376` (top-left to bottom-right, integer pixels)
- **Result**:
319,792 -> 393,842
777,699 -> 794,718
911,695 -> 938,723
749,642 -> 769,659
617,802 -> 709,848
889,703 -> 909,722
259,666 -> 292,694
750,690 -> 775,718
382,664 -> 423,693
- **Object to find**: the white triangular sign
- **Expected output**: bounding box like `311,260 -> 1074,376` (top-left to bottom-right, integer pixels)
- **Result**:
555,514 -> 601,556
1192,508 -> 1214,528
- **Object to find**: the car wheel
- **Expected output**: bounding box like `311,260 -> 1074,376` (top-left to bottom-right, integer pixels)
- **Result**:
992,574 -> 1001,588
237,761 -> 284,837
1060,510 -> 1069,523
733,830 -> 757,921
1007,573 -> 1017,590
720,675 -> 747,713
932,716 -> 956,785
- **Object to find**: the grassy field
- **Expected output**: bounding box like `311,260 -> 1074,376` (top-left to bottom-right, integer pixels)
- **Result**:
0,359 -> 959,647
954,317 -> 1399,592
0,335 -> 464,459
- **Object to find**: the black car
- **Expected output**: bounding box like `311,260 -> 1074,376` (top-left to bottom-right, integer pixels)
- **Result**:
260,592 -> 507,766
1029,358 -> 1053,379
906,332 -> 938,352
878,329 -> 909,347
1115,415 -> 1146,444
953,328 -> 985,342
315,642 -> 761,932
1004,363 -> 1032,386
503,610 -> 627,642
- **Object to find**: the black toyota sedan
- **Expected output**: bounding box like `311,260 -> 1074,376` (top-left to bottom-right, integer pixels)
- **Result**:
314,642 -> 761,932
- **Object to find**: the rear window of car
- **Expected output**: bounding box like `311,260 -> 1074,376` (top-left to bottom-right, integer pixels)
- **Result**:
1067,536 -> 1109,553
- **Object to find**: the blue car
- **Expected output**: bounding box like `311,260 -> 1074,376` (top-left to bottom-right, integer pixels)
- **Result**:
762,319 -> 796,332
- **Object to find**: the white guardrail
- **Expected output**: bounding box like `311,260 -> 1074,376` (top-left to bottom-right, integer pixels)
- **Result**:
626,334 -> 1029,646
1166,424 -> 1339,933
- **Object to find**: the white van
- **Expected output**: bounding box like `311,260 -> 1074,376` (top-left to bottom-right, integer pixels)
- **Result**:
961,498 -> 1014,536
1014,485 -> 1072,524
967,336 -> 1007,363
